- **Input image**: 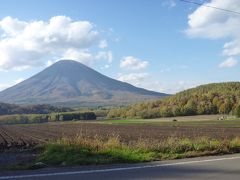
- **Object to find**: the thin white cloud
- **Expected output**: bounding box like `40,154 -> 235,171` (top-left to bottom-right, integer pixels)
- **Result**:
117,72 -> 200,94
46,60 -> 56,67
160,67 -> 171,73
186,0 -> 240,65
0,78 -> 25,91
99,40 -> 108,48
102,64 -> 111,69
61,49 -> 94,66
14,78 -> 25,84
117,73 -> 149,86
120,56 -> 149,70
95,51 -> 113,63
144,80 -> 200,94
0,83 -> 11,91
60,49 -> 113,66
0,16 -> 108,70
219,57 -> 238,68
162,0 -> 176,9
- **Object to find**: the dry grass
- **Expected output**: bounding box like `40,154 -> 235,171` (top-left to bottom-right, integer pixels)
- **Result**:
37,135 -> 240,166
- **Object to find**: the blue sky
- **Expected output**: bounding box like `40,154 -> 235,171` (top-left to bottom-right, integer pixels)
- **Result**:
0,0 -> 239,93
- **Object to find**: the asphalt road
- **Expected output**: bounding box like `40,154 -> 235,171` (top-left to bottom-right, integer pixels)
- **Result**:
1,154 -> 240,180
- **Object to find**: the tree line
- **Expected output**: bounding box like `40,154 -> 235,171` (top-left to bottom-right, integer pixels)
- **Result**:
108,82 -> 240,119
0,103 -> 71,115
0,112 -> 96,125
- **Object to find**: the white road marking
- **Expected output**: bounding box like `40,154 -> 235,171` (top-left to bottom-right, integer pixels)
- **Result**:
0,156 -> 240,179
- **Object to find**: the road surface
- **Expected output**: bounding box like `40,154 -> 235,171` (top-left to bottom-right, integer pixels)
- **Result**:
0,154 -> 240,180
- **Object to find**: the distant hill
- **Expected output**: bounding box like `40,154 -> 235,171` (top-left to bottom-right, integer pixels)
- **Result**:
0,102 -> 71,115
108,82 -> 240,118
0,60 -> 168,107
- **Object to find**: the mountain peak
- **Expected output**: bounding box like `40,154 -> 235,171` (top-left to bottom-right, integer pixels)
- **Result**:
54,59 -> 86,66
48,60 -> 91,72
0,60 -> 168,107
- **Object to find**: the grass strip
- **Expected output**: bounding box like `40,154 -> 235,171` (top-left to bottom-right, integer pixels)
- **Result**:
37,135 -> 240,166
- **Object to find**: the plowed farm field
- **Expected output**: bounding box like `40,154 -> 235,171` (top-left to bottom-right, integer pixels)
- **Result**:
1,122 -> 240,150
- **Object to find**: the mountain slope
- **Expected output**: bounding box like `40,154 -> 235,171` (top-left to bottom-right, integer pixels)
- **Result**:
0,60 -> 168,107
108,82 -> 240,118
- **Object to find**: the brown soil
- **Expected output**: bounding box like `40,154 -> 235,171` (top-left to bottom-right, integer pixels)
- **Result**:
1,123 -> 240,150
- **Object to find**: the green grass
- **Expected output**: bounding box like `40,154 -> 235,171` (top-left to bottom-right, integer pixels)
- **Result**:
38,135 -> 154,165
99,116 -> 240,127
37,135 -> 240,167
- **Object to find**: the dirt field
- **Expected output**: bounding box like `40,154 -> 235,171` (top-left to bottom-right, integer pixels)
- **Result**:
1,121 -> 240,150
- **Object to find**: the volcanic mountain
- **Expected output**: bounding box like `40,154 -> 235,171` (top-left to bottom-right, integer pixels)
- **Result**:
0,60 -> 168,107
